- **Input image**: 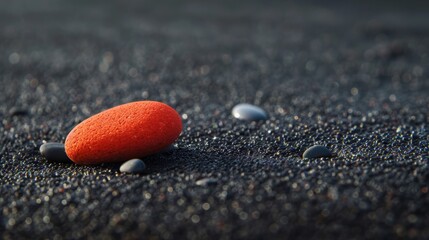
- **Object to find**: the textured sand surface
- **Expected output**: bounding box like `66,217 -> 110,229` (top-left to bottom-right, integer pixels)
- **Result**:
1,0 -> 428,239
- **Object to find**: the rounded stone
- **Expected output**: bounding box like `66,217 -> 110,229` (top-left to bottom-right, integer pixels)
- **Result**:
302,145 -> 332,159
65,101 -> 182,165
39,142 -> 72,163
9,107 -> 29,117
196,178 -> 218,187
232,103 -> 268,121
119,159 -> 146,174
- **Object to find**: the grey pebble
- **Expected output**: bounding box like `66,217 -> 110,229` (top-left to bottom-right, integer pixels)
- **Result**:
39,142 -> 72,163
302,145 -> 332,159
232,103 -> 268,121
120,159 -> 146,174
196,178 -> 218,187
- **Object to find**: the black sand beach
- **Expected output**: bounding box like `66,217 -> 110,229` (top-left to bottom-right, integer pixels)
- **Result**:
1,0 -> 428,239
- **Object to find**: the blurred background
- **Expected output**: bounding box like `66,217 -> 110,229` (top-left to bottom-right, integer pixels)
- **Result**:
1,0 -> 428,116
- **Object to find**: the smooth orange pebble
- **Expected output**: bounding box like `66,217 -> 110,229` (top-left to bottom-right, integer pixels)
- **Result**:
65,101 -> 182,165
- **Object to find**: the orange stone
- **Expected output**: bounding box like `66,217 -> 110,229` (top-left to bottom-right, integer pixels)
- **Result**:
65,101 -> 182,165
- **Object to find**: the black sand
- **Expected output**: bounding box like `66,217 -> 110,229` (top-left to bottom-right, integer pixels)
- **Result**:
1,0 -> 428,239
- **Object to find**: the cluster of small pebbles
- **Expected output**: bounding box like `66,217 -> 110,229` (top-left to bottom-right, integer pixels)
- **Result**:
39,102 -> 332,175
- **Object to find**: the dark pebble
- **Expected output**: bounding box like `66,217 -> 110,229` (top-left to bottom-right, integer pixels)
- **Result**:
196,177 -> 218,186
39,142 -> 72,163
120,159 -> 146,174
302,145 -> 332,159
9,107 -> 29,117
232,103 -> 268,121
